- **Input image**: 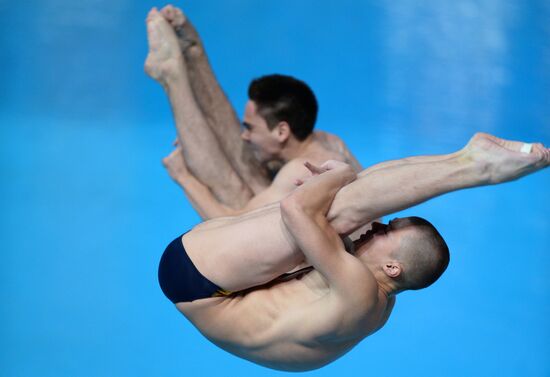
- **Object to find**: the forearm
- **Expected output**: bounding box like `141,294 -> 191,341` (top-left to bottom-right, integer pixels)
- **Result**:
175,173 -> 237,220
290,165 -> 357,216
280,167 -> 357,287
327,150 -> 486,235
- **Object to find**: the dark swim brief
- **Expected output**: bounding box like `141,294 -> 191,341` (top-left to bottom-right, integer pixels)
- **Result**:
158,234 -> 232,304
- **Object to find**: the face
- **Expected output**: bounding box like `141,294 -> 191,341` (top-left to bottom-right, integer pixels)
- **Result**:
354,218 -> 407,258
241,100 -> 282,163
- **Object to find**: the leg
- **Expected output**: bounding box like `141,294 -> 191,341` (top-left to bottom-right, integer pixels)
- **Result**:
160,5 -> 271,194
326,133 -> 549,235
145,8 -> 251,207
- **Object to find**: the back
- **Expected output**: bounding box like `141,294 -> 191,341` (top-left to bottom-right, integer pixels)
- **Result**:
176,267 -> 394,371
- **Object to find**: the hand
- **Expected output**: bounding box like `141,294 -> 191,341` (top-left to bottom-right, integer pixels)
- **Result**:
295,160 -> 354,186
162,139 -> 190,183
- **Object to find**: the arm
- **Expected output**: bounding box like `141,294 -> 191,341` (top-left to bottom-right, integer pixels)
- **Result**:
280,162 -> 375,298
326,133 -> 549,235
173,167 -> 235,220
162,145 -> 239,219
163,147 -> 306,219
178,171 -> 295,219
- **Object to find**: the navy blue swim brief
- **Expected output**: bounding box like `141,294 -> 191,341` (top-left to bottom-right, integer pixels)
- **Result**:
158,234 -> 231,303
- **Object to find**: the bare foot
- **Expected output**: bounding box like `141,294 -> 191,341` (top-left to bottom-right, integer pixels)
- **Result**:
464,132 -> 549,184
144,7 -> 186,85
162,144 -> 190,184
160,4 -> 203,58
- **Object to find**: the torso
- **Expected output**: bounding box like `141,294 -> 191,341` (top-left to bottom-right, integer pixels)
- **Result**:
176,268 -> 395,371
175,131 -> 385,370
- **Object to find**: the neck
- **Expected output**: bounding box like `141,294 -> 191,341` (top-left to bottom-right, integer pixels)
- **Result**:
280,134 -> 314,161
366,263 -> 399,297
377,279 -> 396,297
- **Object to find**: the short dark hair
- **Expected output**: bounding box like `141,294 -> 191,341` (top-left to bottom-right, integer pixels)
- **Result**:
248,74 -> 318,141
391,217 -> 450,291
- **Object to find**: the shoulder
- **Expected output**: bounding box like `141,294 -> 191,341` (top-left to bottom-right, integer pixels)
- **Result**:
330,254 -> 380,308
287,264 -> 381,341
312,131 -> 363,172
314,130 -> 345,146
270,158 -> 311,187
312,131 -> 346,155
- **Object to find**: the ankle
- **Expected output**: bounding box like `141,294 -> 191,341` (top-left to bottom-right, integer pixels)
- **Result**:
455,147 -> 491,186
162,59 -> 188,90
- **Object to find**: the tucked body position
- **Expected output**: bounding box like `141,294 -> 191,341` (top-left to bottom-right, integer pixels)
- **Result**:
144,6 -> 363,221
157,132 -> 549,371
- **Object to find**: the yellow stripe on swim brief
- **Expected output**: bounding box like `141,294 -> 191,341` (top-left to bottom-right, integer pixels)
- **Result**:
212,289 -> 233,297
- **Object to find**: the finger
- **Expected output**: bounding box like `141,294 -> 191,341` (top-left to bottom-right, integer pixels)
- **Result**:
321,159 -> 346,170
304,161 -> 322,175
173,138 -> 180,146
320,161 -> 334,171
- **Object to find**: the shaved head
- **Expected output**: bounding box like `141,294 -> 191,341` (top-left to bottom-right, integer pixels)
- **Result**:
390,217 -> 450,291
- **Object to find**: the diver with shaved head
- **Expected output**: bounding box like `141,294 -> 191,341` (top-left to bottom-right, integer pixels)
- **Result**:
157,132 -> 549,371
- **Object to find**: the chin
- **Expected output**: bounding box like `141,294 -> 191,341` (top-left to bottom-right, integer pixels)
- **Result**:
250,149 -> 269,164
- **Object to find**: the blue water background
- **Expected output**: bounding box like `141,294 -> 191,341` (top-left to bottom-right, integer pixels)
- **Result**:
1,1 -> 548,376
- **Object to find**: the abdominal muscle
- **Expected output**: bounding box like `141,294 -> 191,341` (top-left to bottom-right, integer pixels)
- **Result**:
183,203 -> 304,292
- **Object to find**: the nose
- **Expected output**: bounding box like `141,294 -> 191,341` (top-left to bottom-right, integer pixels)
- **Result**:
241,129 -> 250,141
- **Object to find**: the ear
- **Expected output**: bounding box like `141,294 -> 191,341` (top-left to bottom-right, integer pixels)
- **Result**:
383,262 -> 402,278
274,121 -> 291,142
